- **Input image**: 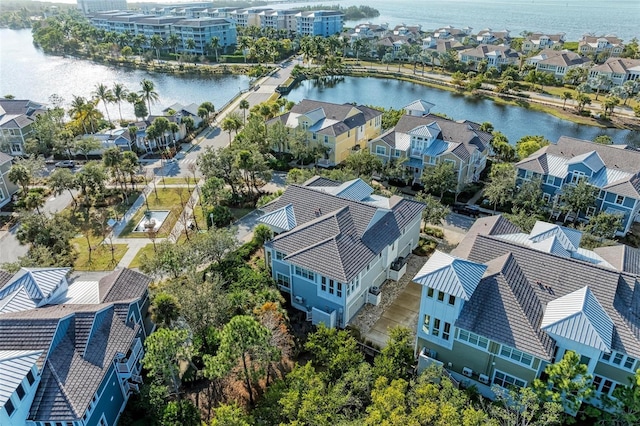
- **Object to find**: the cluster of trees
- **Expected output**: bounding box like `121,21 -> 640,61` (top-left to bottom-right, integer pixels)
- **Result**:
298,5 -> 380,20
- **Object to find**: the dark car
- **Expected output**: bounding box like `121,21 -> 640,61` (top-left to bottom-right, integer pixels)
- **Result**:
55,160 -> 75,168
452,203 -> 480,218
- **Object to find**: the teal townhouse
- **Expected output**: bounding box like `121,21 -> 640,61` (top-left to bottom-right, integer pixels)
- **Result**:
369,100 -> 492,191
0,268 -> 154,426
516,136 -> 640,235
259,176 -> 424,328
414,215 -> 640,412
0,98 -> 47,157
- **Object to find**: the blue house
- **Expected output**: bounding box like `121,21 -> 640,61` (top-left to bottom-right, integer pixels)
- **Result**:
259,177 -> 424,327
0,268 -> 153,426
516,136 -> 640,235
295,10 -> 344,37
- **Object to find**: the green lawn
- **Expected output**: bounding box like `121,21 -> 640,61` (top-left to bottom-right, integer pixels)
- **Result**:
74,243 -> 128,271
128,243 -> 156,269
120,187 -> 192,238
158,177 -> 198,185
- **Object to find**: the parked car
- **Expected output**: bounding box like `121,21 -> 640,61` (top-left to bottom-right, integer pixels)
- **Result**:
452,203 -> 480,218
55,160 -> 75,168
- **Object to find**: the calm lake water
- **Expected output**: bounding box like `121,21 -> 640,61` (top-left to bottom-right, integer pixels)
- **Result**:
276,0 -> 640,42
286,76 -> 636,145
0,29 -> 250,118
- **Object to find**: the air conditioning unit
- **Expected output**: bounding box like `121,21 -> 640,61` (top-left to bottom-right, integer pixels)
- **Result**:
478,374 -> 490,385
294,296 -> 304,304
462,367 -> 473,377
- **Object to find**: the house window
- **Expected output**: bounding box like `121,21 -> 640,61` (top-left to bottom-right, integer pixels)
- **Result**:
571,171 -> 586,184
524,170 -> 533,180
443,322 -> 451,340
493,370 -> 526,389
275,251 -> 285,260
5,398 -> 15,416
448,295 -> 455,305
26,370 -> 35,385
432,318 -> 441,337
437,291 -> 445,302
601,380 -> 613,394
613,353 -> 624,365
457,329 -> 489,349
16,383 -> 25,400
545,175 -> 555,185
500,345 -> 534,367
294,266 -> 315,281
615,195 -> 625,205
586,206 -> 596,217
324,135 -> 329,143
276,273 -> 290,288
376,145 -> 386,155
337,282 -> 342,298
598,190 -> 605,199
321,276 -> 327,292
329,279 -> 335,295
423,314 -> 430,334
602,352 -> 611,362
542,193 -> 551,203
580,355 -> 591,366
427,288 -> 434,298
624,357 -> 636,370
393,149 -> 401,157
593,375 -> 603,390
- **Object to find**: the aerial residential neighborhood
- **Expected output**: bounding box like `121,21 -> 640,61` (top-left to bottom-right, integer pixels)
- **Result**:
1,0 -> 640,425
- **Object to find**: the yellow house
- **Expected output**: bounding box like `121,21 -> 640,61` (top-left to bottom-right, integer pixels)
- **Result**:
268,100 -> 383,166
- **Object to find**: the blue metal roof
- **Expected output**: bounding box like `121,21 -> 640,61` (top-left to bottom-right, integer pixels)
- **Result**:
413,251 -> 488,301
0,350 -> 42,406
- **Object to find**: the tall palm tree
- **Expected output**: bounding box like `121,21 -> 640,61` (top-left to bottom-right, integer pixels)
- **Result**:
239,99 -> 250,123
209,36 -> 220,62
92,83 -> 113,123
185,38 -> 196,53
149,35 -> 164,61
139,79 -> 159,114
111,83 -> 128,122
167,33 -> 180,56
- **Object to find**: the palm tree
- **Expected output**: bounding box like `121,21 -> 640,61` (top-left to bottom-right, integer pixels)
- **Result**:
139,79 -> 159,114
149,35 -> 164,61
132,34 -> 146,55
92,83 -> 114,123
111,83 -> 128,123
238,36 -> 251,63
169,122 -> 180,147
209,36 -> 220,62
167,33 -> 180,56
239,99 -> 250,123
185,38 -> 196,53
561,91 -> 573,109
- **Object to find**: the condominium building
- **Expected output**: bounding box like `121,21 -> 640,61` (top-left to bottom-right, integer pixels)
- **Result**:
77,0 -> 127,14
296,10 -> 344,37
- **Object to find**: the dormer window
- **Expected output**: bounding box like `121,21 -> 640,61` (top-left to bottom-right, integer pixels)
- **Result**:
570,171 -> 586,184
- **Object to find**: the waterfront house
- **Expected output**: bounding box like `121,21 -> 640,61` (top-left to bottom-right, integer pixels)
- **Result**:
267,99 -> 383,167
459,45 -> 520,70
475,28 -> 511,45
0,99 -> 47,157
0,268 -> 154,426
515,136 -> 640,235
259,176 -> 425,327
526,49 -> 591,79
431,25 -> 473,42
162,102 -> 203,128
579,34 -> 624,59
414,215 -> 640,410
295,10 -> 344,37
421,39 -> 465,63
369,100 -> 492,190
588,58 -> 640,89
0,152 -> 18,208
521,32 -> 566,53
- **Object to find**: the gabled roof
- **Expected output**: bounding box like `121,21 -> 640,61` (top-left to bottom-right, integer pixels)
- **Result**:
541,286 -> 614,352
413,251 -> 487,300
0,350 -> 42,406
98,268 -> 151,303
310,178 -> 375,201
529,221 -> 582,252
259,203 -> 297,232
404,99 -> 435,115
0,268 -> 70,312
594,245 -> 640,276
567,150 -> 605,173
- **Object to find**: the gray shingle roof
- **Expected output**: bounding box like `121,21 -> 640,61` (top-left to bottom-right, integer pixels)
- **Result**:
461,227 -> 640,358
263,180 -> 423,282
594,245 -> 640,276
99,268 -> 151,303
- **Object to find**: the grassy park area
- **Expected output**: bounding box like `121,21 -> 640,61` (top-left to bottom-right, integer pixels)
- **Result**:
120,187 -> 193,238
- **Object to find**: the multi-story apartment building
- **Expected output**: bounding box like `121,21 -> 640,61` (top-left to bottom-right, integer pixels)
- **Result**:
77,0 -> 127,14
414,216 -> 640,410
369,100 -> 492,190
296,10 -> 344,37
0,98 -> 47,157
0,268 -> 154,426
259,9 -> 298,35
229,8 -> 269,28
516,136 -> 640,235
267,99 -> 383,167
260,176 -> 424,327
172,17 -> 237,55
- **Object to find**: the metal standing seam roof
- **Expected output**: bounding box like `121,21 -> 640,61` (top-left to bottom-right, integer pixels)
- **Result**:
403,100 -> 436,114
529,221 -> 582,252
0,268 -> 70,312
0,287 -> 38,314
541,286 -> 614,352
0,350 -> 42,406
412,251 -> 488,300
259,204 -> 297,232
